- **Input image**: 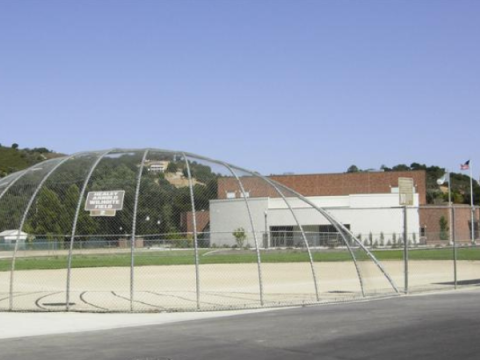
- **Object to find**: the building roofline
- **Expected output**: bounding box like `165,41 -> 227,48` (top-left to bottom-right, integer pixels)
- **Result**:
268,170 -> 426,177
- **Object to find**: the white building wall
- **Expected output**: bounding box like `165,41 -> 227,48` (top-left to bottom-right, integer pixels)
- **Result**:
210,197 -> 269,247
209,193 -> 421,247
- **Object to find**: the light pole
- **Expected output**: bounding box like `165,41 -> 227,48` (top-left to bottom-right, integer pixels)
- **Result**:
156,219 -> 163,246
264,210 -> 269,248
447,171 -> 452,244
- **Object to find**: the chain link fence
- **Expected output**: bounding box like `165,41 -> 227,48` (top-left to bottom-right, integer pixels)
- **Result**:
0,149 -> 479,312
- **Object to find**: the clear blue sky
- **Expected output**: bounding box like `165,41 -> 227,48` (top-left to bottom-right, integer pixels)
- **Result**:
0,0 -> 479,176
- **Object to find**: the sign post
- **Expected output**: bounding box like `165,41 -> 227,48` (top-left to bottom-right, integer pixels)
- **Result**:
399,177 -> 414,294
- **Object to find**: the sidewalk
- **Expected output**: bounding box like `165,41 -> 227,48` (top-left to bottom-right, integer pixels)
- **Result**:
0,309 -> 266,340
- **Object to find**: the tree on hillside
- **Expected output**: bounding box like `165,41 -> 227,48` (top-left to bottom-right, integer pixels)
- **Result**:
30,147 -> 51,154
347,165 -> 360,173
32,188 -> 66,239
63,184 -> 97,235
166,162 -> 178,173
410,163 -> 426,171
188,162 -> 217,183
391,164 -> 410,171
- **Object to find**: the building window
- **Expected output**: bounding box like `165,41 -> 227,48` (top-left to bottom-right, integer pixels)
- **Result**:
226,191 -> 236,199
420,226 -> 426,237
240,191 -> 250,198
317,224 -> 350,246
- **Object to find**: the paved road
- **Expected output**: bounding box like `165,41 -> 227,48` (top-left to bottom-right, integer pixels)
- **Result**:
1,291 -> 480,360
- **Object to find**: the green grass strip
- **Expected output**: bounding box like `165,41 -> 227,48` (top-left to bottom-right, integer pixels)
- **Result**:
1,247 -> 480,272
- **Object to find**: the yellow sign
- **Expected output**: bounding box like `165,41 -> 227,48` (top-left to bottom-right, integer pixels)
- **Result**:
89,209 -> 117,217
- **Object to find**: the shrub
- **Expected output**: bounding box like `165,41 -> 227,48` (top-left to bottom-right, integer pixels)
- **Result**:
232,227 -> 247,248
356,233 -> 362,244
439,216 -> 449,241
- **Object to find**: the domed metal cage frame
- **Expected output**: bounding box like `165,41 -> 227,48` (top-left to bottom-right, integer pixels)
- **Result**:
0,148 -> 399,312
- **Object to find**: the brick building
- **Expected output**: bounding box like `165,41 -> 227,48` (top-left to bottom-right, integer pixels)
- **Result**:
419,206 -> 479,243
210,171 -> 426,247
218,171 -> 427,202
181,170 -> 478,246
180,210 -> 210,234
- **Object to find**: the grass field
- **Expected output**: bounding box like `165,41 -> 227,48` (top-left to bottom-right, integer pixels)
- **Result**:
1,247 -> 480,272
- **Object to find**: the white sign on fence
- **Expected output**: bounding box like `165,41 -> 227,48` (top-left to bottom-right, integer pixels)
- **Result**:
398,178 -> 414,206
85,190 -> 125,216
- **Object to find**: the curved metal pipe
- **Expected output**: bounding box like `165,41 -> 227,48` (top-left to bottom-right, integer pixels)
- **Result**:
3,147 -> 398,311
269,180 -> 399,294
250,174 -> 320,301
66,150 -> 113,311
180,151 -> 398,295
0,170 -> 30,201
9,155 -> 78,310
182,153 -> 201,310
129,149 -> 150,311
221,162 -> 264,306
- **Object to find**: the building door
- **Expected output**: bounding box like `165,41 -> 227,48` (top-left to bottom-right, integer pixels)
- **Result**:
270,226 -> 294,247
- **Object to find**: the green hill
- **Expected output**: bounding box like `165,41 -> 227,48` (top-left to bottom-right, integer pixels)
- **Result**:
1,144 -> 478,206
0,144 -> 64,178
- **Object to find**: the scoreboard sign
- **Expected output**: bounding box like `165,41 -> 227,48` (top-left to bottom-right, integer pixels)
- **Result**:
85,190 -> 125,216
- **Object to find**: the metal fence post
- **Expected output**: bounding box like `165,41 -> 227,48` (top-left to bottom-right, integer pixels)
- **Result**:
452,206 -> 457,289
475,206 -> 479,243
403,206 -> 408,294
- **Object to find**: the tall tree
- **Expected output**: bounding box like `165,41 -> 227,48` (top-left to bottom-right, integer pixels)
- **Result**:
347,165 -> 360,173
33,188 -> 65,239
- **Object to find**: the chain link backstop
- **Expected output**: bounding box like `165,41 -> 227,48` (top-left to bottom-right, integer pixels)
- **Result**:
0,149 -> 478,312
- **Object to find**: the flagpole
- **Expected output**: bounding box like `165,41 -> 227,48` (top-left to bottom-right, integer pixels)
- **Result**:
447,171 -> 452,244
470,161 -> 475,244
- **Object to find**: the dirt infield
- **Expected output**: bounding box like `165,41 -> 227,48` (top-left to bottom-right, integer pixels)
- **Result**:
0,261 -> 479,312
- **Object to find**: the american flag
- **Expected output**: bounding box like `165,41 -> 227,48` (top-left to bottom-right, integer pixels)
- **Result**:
460,160 -> 470,170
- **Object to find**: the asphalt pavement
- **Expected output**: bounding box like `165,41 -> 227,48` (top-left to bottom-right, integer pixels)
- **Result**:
1,290 -> 480,360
